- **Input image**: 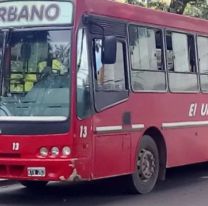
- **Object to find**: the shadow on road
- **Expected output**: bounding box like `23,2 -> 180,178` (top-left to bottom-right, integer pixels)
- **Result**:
1,163 -> 208,206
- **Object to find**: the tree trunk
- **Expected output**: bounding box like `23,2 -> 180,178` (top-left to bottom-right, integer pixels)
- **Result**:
169,0 -> 193,14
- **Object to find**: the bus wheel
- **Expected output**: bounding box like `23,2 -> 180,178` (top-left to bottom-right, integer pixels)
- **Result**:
128,135 -> 159,194
20,181 -> 48,189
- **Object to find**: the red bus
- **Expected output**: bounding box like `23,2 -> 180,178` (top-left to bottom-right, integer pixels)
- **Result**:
0,0 -> 208,194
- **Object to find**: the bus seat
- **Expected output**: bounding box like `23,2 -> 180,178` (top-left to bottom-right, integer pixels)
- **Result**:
10,73 -> 37,93
10,73 -> 24,93
52,59 -> 62,71
38,61 -> 47,73
24,74 -> 37,92
38,59 -> 62,74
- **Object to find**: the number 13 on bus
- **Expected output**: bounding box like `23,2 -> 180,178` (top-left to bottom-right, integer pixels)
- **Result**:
0,0 -> 207,194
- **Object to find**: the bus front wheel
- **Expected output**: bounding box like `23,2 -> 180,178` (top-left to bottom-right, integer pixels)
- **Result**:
128,135 -> 159,194
20,181 -> 48,189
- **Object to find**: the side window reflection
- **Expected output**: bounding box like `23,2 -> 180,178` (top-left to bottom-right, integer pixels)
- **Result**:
94,39 -> 126,91
77,29 -> 91,118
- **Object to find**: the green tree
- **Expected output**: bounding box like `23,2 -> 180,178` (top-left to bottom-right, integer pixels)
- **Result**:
125,0 -> 208,19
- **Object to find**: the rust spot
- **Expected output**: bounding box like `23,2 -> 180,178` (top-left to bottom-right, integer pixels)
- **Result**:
59,168 -> 81,182
68,168 -> 81,181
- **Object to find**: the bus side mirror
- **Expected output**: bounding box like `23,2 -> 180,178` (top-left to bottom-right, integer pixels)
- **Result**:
102,36 -> 117,64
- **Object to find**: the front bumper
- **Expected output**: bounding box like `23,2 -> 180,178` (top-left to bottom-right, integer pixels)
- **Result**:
0,158 -> 78,181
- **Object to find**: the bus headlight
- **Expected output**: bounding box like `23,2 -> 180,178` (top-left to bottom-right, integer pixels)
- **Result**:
62,146 -> 71,156
51,147 -> 59,156
40,147 -> 48,157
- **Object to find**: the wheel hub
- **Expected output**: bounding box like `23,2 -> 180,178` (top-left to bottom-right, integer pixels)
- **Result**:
137,149 -> 156,181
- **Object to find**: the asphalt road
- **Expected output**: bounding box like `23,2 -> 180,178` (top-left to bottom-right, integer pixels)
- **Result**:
1,163 -> 208,206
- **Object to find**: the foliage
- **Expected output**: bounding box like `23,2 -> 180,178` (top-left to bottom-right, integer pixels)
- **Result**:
125,0 -> 208,19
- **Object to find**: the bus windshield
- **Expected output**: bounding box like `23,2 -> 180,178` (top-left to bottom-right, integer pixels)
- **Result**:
0,29 -> 71,122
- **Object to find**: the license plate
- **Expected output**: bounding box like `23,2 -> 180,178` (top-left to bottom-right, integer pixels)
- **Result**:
27,167 -> 46,177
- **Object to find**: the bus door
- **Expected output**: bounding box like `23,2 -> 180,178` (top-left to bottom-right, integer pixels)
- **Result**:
92,36 -> 131,178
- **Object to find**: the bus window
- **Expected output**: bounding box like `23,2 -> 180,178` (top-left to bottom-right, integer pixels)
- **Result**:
166,33 -> 174,71
9,30 -> 70,94
197,36 -> 208,91
92,36 -> 128,111
129,25 -> 166,91
77,28 -> 91,118
93,39 -> 126,91
172,33 -> 189,72
167,31 -> 198,92
166,31 -> 198,92
2,29 -> 71,118
130,27 -> 158,70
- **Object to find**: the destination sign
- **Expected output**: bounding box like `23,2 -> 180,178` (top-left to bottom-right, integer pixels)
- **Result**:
0,1 -> 73,27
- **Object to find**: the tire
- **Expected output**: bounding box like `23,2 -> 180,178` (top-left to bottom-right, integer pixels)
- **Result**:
127,135 -> 159,194
20,181 -> 48,189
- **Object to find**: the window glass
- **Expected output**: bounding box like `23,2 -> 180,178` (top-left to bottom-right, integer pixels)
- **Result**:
172,33 -> 189,72
130,26 -> 162,71
198,36 -> 208,73
167,31 -> 198,92
0,30 -> 71,119
94,39 -> 125,91
77,29 -> 91,118
166,34 -> 174,71
131,70 -> 166,91
10,30 -> 70,93
169,73 -> 198,91
129,25 -> 165,91
198,36 -> 208,91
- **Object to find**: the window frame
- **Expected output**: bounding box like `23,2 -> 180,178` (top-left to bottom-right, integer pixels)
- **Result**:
93,38 -> 127,92
128,24 -> 167,93
165,30 -> 199,93
91,35 -> 129,112
0,26 -> 72,135
196,34 -> 208,93
76,27 -> 94,119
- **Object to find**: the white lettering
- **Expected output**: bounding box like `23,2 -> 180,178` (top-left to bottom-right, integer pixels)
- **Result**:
189,103 -> 197,117
80,125 -> 88,138
201,104 -> 208,116
12,142 -> 20,151
0,1 -> 73,27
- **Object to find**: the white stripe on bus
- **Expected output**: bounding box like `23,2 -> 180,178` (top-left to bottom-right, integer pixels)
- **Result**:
96,126 -> 123,132
0,116 -> 67,122
132,124 -> 145,129
162,121 -> 208,129
96,124 -> 145,133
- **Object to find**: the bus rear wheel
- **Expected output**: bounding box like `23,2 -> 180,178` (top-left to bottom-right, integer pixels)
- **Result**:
20,181 -> 48,189
128,135 -> 159,194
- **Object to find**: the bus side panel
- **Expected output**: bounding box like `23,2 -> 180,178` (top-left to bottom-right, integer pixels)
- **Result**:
73,118 -> 93,180
93,133 -> 131,178
92,103 -> 133,179
165,127 -> 208,168
133,93 -> 208,168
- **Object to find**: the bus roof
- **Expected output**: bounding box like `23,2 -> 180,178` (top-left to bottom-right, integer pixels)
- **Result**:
80,0 -> 208,35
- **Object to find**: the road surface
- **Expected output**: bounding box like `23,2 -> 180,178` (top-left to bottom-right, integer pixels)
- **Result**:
0,163 -> 208,206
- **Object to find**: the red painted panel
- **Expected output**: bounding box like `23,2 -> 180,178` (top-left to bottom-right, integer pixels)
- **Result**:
80,0 -> 208,35
1,0 -> 208,182
94,134 -> 131,178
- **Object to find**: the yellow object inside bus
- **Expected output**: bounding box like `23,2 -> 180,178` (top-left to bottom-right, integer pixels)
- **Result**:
10,59 -> 62,93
